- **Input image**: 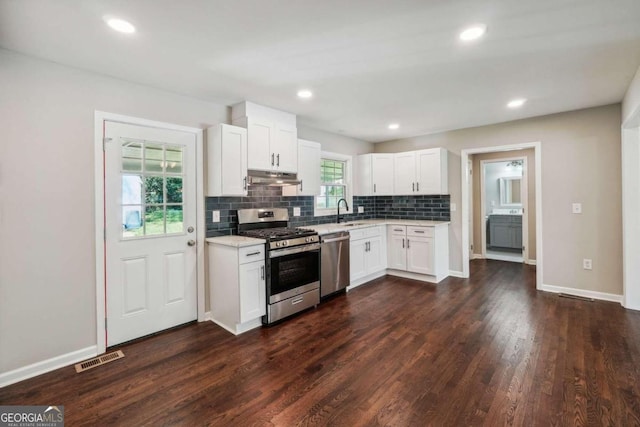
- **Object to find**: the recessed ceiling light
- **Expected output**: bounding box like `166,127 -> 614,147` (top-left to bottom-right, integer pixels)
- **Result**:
459,24 -> 487,41
297,89 -> 313,99
507,98 -> 527,108
104,17 -> 136,34
388,123 -> 400,130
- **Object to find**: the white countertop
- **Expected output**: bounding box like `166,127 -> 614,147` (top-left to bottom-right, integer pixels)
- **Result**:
206,235 -> 266,248
301,218 -> 450,235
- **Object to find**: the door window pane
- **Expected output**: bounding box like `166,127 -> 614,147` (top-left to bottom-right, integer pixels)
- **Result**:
122,175 -> 142,204
122,206 -> 144,237
165,146 -> 183,173
144,206 -> 165,236
144,176 -> 164,204
122,141 -> 142,172
166,177 -> 183,203
145,144 -> 164,173
166,205 -> 184,234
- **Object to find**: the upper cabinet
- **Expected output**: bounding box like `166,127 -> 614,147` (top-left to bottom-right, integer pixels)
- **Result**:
392,148 -> 448,196
206,124 -> 248,197
232,102 -> 298,173
282,139 -> 321,197
355,153 -> 394,196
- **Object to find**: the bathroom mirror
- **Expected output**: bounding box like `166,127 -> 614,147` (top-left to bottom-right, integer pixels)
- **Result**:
499,176 -> 522,206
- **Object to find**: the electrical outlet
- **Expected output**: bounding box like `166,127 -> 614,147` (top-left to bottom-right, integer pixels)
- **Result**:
358,206 -> 364,213
572,203 -> 582,214
583,259 -> 592,270
450,203 -> 457,212
212,210 -> 220,222
293,207 -> 301,217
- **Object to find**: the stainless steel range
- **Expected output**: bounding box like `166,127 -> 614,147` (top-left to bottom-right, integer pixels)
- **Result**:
237,208 -> 320,324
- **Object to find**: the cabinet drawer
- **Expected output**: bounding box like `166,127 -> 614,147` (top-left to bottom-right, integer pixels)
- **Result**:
238,245 -> 265,264
350,225 -> 382,241
407,226 -> 434,238
389,225 -> 407,236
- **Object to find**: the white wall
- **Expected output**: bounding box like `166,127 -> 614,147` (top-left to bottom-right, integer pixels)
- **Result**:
375,104 -> 623,295
623,65 -> 640,124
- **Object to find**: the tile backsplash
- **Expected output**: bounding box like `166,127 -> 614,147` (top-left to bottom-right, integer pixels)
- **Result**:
206,185 -> 450,237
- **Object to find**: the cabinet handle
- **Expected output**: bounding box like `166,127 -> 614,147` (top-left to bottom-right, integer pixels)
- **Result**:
412,182 -> 415,192
243,176 -> 247,190
271,153 -> 275,166
374,183 -> 377,193
261,265 -> 265,280
414,230 -> 425,234
246,251 -> 261,256
394,228 -> 403,232
291,296 -> 304,305
402,238 -> 405,248
407,239 -> 410,249
300,180 -> 303,192
416,182 -> 419,191
277,153 -> 280,166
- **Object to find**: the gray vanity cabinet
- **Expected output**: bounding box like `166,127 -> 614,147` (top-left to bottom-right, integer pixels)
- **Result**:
488,215 -> 522,250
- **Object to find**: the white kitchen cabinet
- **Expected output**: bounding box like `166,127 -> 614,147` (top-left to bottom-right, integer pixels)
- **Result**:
208,242 -> 266,334
232,102 -> 298,173
349,226 -> 387,287
387,226 -> 408,270
355,153 -> 394,196
282,139 -> 321,197
206,124 -> 248,196
392,148 -> 448,195
386,225 -> 448,282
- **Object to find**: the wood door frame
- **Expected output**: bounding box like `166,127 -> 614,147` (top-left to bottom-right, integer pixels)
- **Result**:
479,156 -> 528,262
94,111 -> 205,355
622,105 -> 640,310
461,142 -> 542,291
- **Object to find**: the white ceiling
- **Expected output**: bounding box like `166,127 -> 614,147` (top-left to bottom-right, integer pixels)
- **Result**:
2,0 -> 640,142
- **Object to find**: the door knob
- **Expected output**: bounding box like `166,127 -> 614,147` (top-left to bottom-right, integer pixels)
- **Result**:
187,226 -> 194,233
187,240 -> 196,246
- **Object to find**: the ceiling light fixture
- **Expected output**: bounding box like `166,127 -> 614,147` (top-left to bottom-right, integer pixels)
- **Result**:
388,123 -> 400,130
507,98 -> 527,108
459,24 -> 487,41
297,89 -> 313,99
104,17 -> 136,34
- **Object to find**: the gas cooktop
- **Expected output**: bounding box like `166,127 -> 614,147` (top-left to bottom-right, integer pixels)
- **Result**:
240,227 -> 316,241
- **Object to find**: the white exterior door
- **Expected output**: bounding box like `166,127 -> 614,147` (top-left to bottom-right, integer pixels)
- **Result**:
104,121 -> 197,346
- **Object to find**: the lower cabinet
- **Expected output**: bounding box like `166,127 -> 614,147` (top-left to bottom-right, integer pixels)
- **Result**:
386,225 -> 449,282
349,226 -> 386,286
208,242 -> 266,334
488,215 -> 522,250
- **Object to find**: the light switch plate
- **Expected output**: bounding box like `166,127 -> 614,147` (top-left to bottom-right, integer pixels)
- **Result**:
450,203 -> 457,212
293,207 -> 301,217
572,203 -> 582,214
358,206 -> 364,213
583,258 -> 592,270
212,210 -> 220,222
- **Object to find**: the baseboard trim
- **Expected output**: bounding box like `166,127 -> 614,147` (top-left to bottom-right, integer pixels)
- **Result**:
448,270 -> 466,278
203,311 -> 213,322
387,269 -> 447,284
540,284 -> 623,304
526,259 -> 537,265
348,270 -> 386,290
0,345 -> 98,387
471,254 -> 483,260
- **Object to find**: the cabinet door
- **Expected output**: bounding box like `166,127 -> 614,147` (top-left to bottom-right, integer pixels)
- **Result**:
221,124 -> 248,196
366,236 -> 385,274
371,154 -> 394,195
273,125 -> 298,173
239,260 -> 266,323
247,118 -> 274,171
297,139 -> 320,195
490,222 -> 512,248
387,234 -> 407,270
416,149 -> 443,194
407,236 -> 434,275
394,152 -> 416,195
350,239 -> 368,282
513,224 -> 523,249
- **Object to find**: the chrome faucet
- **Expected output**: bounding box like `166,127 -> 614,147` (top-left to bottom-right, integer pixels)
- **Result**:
337,198 -> 349,223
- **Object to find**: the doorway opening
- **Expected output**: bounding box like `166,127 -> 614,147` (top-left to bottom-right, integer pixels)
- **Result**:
480,157 -> 526,263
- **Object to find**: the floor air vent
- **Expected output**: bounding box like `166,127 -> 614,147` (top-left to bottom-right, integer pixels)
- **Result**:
558,293 -> 594,302
75,350 -> 125,373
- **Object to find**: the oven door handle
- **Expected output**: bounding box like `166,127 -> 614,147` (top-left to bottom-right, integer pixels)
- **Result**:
269,243 -> 320,258
322,236 -> 350,244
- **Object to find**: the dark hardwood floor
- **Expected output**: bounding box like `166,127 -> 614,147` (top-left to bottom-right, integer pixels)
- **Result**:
3,260 -> 640,426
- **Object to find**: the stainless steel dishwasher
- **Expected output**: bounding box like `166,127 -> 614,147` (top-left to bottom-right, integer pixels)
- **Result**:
320,231 -> 350,298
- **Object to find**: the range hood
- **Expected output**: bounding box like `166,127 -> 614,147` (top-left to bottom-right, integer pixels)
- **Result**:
247,170 -> 301,186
